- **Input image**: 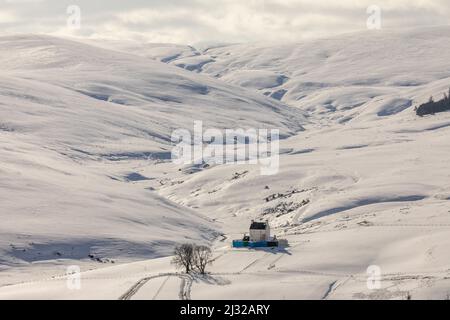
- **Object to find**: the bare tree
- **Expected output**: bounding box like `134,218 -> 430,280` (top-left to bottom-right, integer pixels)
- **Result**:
171,243 -> 195,273
193,245 -> 213,275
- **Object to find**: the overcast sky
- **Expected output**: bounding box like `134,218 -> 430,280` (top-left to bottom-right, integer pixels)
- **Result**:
1,0 -> 450,44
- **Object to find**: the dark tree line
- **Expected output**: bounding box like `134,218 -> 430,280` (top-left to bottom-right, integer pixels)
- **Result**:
171,243 -> 213,274
416,88 -> 450,116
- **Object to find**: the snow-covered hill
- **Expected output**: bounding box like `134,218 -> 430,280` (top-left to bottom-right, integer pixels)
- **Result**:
107,26 -> 450,125
1,28 -> 450,299
0,35 -> 305,266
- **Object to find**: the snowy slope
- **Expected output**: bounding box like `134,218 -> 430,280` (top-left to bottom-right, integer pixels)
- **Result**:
1,28 -> 450,299
0,35 -> 305,267
0,35 -> 305,150
0,133 -> 216,265
111,26 -> 450,125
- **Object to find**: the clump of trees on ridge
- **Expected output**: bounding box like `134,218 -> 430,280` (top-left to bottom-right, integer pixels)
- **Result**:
416,88 -> 450,116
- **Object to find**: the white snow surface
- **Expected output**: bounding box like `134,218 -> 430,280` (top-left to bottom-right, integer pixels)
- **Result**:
1,27 -> 450,299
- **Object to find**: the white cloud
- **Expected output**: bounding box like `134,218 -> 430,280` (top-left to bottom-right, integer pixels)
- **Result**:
1,0 -> 450,43
0,10 -> 17,23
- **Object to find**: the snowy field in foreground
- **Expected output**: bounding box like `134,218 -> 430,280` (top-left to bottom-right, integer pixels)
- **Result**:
1,27 -> 450,299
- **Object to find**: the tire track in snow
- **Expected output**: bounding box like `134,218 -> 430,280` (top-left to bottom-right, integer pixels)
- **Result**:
276,269 -> 353,278
120,273 -> 193,300
152,275 -> 170,300
322,276 -> 354,300
178,277 -> 186,300
119,277 -> 154,300
240,252 -> 273,273
119,273 -> 179,300
267,254 -> 284,270
267,242 -> 304,270
211,251 -> 228,263
179,274 -> 193,300
321,280 -> 338,300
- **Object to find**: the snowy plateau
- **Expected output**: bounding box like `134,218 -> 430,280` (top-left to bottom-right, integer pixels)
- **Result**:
1,26 -> 450,300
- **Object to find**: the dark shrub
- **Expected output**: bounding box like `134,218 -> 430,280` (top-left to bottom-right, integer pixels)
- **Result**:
416,89 -> 450,116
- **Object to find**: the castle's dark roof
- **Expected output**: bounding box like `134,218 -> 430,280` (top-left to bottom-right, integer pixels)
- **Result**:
250,221 -> 267,230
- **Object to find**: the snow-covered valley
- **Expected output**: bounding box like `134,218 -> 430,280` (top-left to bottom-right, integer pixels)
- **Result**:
1,27 -> 450,300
